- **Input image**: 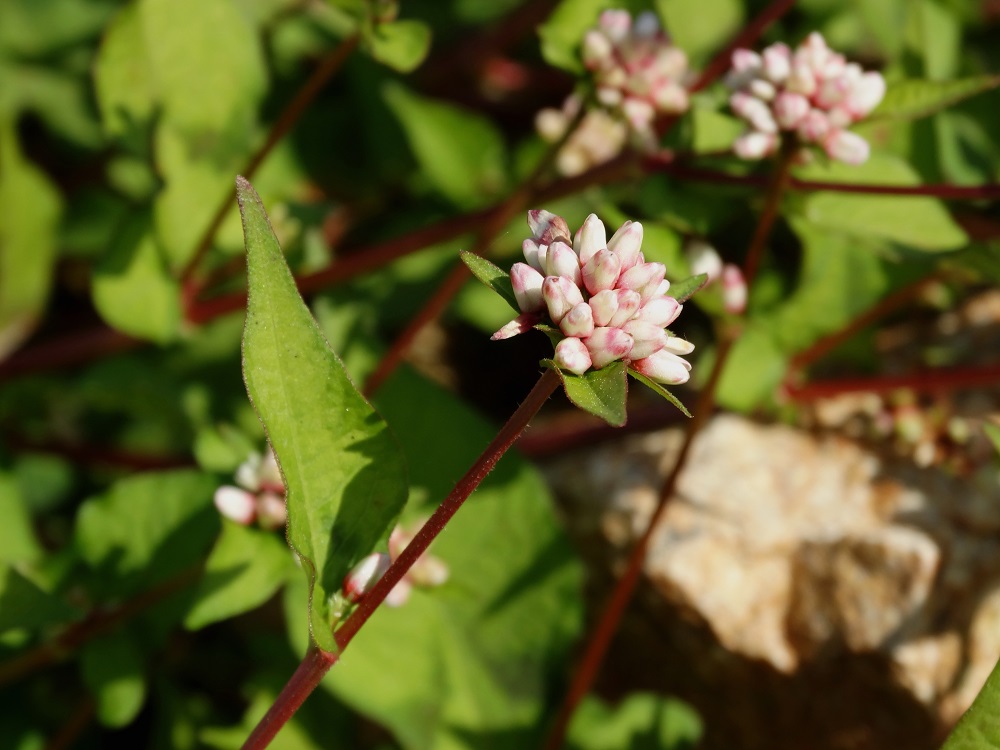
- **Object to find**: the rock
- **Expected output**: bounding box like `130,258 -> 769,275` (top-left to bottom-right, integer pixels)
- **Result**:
543,414 -> 1000,750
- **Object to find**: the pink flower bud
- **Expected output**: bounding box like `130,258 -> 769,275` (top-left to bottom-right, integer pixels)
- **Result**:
542,276 -> 585,324
749,78 -> 777,101
575,213 -> 607,265
824,129 -> 870,164
582,29 -> 613,69
607,289 -> 642,327
598,9 -> 631,43
527,210 -> 571,244
722,263 -> 748,314
560,302 -> 595,338
607,221 -> 643,271
582,249 -> 621,295
774,92 -> 810,129
815,76 -> 848,109
535,108 -> 567,142
511,263 -> 545,313
622,320 -> 668,359
636,296 -> 681,327
796,109 -> 830,143
761,43 -> 791,83
385,580 -> 412,607
731,49 -> 761,74
651,82 -> 689,113
588,289 -> 619,326
585,327 -> 634,368
846,72 -> 885,118
554,336 -> 593,375
492,312 -> 538,340
730,93 -> 776,134
622,98 -> 656,132
214,486 -> 256,525
618,261 -> 666,302
235,453 -> 263,492
545,241 -> 582,285
786,62 -> 817,97
409,555 -> 449,587
522,239 -> 543,271
259,449 -> 283,491
343,553 -> 392,603
632,349 -> 692,384
255,491 -> 287,531
685,239 -> 722,281
663,336 -> 695,355
733,131 -> 777,160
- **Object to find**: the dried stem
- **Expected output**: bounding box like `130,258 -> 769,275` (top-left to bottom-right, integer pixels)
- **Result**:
543,145 -> 796,750
241,368 -> 561,750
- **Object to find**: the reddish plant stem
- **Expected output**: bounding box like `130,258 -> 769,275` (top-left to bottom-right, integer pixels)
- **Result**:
0,565 -> 202,688
0,327 -> 136,382
361,103 -> 590,396
544,147 -> 796,750
646,158 -> 1000,199
4,434 -> 193,471
179,34 -> 360,291
785,363 -> 1000,401
690,0 -> 799,93
241,368 -> 561,750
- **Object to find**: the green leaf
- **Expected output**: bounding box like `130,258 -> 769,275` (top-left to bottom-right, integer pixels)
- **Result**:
538,0 -> 610,73
93,4 -> 155,144
628,369 -> 691,417
983,423 -> 1000,457
690,108 -> 746,154
299,368 -> 583,750
367,19 -> 431,73
655,0 -> 744,64
567,692 -> 701,750
139,0 -> 267,133
871,76 -> 1000,121
668,273 -> 708,304
940,657 -> 1000,750
794,153 -> 968,251
192,425 -> 258,473
0,474 -> 41,564
80,636 -> 147,728
92,211 -> 181,343
383,82 -> 507,208
0,120 -> 61,361
0,566 -> 79,633
459,251 -> 518,312
75,470 -> 219,597
544,359 -> 628,427
237,176 -> 408,654
184,522 -> 294,630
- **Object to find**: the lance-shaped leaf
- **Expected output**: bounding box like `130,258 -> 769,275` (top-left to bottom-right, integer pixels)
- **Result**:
628,368 -> 691,417
460,251 -> 518,312
871,75 -> 1000,121
668,273 -> 708,304
940,656 -> 1000,750
237,177 -> 408,654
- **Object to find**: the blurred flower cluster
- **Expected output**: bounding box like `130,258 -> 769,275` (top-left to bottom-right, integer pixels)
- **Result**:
497,210 -> 693,384
342,519 -> 449,608
536,10 -> 690,175
726,32 -> 885,163
213,448 -> 288,530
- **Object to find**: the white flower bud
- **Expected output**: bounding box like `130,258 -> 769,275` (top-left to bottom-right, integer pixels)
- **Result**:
214,486 -> 257,525
554,336 -> 593,375
511,262 -> 545,313
585,327 -> 634,368
560,302 -> 595,338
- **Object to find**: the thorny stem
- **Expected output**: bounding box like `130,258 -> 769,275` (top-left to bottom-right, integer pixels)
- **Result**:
361,104 -> 590,397
241,368 -> 561,750
543,142 -> 796,750
179,34 -> 360,291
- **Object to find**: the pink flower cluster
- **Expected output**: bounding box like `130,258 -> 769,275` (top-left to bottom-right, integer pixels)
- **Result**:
725,32 -> 886,164
213,448 -> 288,531
535,10 -> 689,175
342,520 -> 449,608
495,210 -> 693,385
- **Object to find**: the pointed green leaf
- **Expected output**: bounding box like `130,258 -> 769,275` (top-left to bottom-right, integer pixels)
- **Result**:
184,521 -> 294,630
237,176 -> 408,654
940,657 -> 1000,750
0,474 -> 41,564
628,369 -> 691,417
459,250 -> 518,312
544,359 -> 628,427
0,566 -> 79,633
367,20 -> 431,73
80,635 -> 147,728
538,0 -> 610,73
568,692 -> 701,750
655,0 -> 744,65
872,76 -> 1000,122
668,273 -> 708,304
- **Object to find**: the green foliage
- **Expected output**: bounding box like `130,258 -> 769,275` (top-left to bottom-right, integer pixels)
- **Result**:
940,657 -> 1000,750
567,693 -> 701,750
366,19 -> 432,73
872,76 -> 1000,121
459,251 -> 519,312
0,566 -> 80,632
238,177 -> 408,653
655,0 -> 744,65
538,0 -> 610,73
545,359 -> 629,427
80,635 -> 148,728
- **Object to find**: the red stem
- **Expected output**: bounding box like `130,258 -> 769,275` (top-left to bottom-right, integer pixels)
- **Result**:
240,368 -> 560,750
785,363 -> 1000,401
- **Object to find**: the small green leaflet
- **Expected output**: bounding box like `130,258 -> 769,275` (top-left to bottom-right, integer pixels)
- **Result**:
871,76 -> 1000,121
669,273 -> 708,304
543,359 -> 628,427
459,251 -> 519,312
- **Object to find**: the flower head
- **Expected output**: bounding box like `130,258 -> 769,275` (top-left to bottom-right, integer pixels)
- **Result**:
725,32 -> 885,164
537,11 -> 690,175
495,211 -> 693,384
214,446 -> 288,530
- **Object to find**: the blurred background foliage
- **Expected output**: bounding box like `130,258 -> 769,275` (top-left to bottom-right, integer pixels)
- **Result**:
1,0 -> 999,747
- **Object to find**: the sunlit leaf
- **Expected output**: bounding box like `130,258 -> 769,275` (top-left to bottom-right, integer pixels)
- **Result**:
940,657 -> 1000,750
459,250 -> 518,312
544,359 -> 628,427
568,692 -> 701,750
80,635 -> 147,728
628,368 -> 691,417
367,19 -> 431,73
872,76 -> 1000,121
0,566 -> 79,633
238,176 -> 408,654
538,0 -> 610,73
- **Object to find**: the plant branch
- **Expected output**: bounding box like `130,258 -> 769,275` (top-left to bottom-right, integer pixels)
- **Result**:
179,34 -> 360,290
784,363 -> 1000,401
241,367 -> 561,750
543,144 -> 796,750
